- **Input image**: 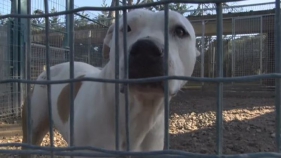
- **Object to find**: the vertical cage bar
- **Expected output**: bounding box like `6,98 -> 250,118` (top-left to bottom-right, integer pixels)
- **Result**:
22,0 -> 32,146
68,0 -> 75,149
275,0 -> 281,152
201,20 -> 205,86
64,1 -> 70,49
88,30 -> 91,64
114,0 -> 120,151
19,0 -> 29,118
215,2 -> 224,155
25,42 -> 32,145
122,0 -> 130,151
260,16 -> 263,84
43,0 -> 54,157
164,3 -> 170,150
231,18 -> 235,80
11,0 -> 19,123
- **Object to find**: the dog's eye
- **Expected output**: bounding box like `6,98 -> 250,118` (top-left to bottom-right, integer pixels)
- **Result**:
127,25 -> 132,32
121,25 -> 131,32
174,26 -> 188,38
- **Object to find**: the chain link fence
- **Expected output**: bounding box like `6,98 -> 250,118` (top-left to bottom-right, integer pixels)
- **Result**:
29,0 -> 109,81
188,2 -> 277,91
0,0 -> 23,122
0,0 -> 109,122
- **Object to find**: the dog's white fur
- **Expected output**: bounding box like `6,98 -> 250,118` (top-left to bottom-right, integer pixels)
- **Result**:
22,9 -> 199,157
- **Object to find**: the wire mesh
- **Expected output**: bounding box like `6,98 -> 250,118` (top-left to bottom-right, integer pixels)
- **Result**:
0,25 -> 12,120
232,17 -> 263,77
29,0 -> 108,83
0,20 -> 22,121
189,12 -> 276,91
0,0 -> 280,157
185,1 -> 278,16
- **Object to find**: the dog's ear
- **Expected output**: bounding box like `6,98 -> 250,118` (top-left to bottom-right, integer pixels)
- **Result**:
102,24 -> 114,60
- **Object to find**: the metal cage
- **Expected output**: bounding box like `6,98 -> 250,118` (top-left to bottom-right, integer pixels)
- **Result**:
0,0 -> 280,157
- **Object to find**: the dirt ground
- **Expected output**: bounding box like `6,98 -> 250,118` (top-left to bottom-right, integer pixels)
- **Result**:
0,89 -> 277,157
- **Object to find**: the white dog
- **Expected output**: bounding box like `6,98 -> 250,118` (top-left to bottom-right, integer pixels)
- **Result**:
21,9 -> 199,157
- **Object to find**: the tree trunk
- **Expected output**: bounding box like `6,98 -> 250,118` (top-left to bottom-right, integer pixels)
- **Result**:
128,0 -> 133,11
107,0 -> 116,25
128,0 -> 133,5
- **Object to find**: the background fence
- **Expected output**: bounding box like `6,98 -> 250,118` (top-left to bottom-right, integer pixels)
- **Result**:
187,2 -> 277,92
0,0 -> 278,122
0,0 -> 110,122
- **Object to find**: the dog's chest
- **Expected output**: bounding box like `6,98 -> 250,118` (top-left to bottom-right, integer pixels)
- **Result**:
118,98 -> 163,151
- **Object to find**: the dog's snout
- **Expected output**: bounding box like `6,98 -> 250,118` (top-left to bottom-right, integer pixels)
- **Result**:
130,39 -> 163,58
128,38 -> 164,81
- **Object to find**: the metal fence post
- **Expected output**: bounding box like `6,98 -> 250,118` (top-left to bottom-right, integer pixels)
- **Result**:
274,0 -> 281,152
88,30 -> 91,64
114,0 -> 120,150
231,17 -> 236,82
68,0 -> 75,152
10,0 -> 19,119
19,0 -> 31,118
164,3 -> 170,150
64,0 -> 71,61
216,2 -> 224,155
64,0 -> 70,49
43,0 -> 54,157
201,20 -> 205,88
121,0 -> 130,152
259,16 -> 263,84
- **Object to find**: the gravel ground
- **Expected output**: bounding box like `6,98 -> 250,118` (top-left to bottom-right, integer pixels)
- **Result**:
0,90 -> 276,157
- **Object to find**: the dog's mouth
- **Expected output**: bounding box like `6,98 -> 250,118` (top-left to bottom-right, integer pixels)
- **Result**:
120,37 -> 168,95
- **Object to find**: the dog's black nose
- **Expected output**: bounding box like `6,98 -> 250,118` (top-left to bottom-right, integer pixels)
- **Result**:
129,38 -> 164,80
130,39 -> 163,58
